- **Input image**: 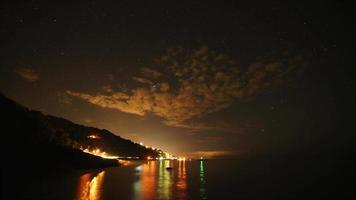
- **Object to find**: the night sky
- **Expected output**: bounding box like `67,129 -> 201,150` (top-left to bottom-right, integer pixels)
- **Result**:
1,1 -> 355,158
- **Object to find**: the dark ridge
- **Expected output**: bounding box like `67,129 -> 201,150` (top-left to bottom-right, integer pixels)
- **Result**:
0,93 -> 160,198
0,92 -> 160,159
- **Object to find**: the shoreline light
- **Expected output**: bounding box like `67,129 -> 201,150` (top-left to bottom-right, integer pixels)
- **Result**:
81,147 -> 119,159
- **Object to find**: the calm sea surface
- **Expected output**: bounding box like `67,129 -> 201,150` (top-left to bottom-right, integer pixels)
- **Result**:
22,159 -> 354,200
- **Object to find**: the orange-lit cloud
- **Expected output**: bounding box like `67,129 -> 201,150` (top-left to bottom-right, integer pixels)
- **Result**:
15,67 -> 40,82
67,47 -> 304,130
66,90 -> 148,116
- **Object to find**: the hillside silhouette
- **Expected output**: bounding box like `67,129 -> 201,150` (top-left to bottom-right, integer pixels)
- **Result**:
0,93 -> 161,197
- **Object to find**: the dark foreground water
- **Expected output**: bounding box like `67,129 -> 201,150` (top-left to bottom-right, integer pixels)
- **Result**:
20,159 -> 354,199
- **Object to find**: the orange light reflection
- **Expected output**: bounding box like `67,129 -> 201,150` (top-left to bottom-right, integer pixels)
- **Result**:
118,159 -> 131,166
176,160 -> 187,199
157,160 -> 172,199
76,171 -> 105,200
141,161 -> 157,199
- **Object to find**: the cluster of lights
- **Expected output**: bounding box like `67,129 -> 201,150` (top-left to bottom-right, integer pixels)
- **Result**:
177,157 -> 186,161
122,156 -> 139,159
139,142 -> 190,161
147,156 -> 186,161
87,134 -> 101,139
139,142 -> 157,151
81,147 -> 119,159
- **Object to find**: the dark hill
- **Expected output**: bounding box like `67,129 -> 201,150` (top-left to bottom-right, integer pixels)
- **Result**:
0,93 -> 161,199
0,93 -> 160,160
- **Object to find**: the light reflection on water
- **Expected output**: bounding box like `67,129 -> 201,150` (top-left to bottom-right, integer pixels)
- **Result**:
20,159 -> 337,199
118,159 -> 131,166
158,160 -> 171,199
200,160 -> 207,200
76,171 -> 105,200
177,160 -> 187,199
133,160 -> 188,200
73,160 -> 206,200
133,161 -> 157,200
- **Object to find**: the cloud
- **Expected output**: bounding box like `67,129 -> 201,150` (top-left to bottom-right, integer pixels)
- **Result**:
66,90 -> 147,116
67,47 -> 304,130
15,67 -> 40,82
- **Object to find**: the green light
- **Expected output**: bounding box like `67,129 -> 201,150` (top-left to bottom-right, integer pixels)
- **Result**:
200,160 -> 204,171
199,160 -> 207,200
